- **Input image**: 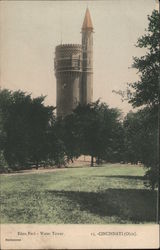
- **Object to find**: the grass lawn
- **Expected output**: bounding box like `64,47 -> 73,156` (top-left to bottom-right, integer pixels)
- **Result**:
0,164 -> 157,224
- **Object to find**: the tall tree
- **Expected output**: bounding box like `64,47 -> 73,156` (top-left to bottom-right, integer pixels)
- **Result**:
124,10 -> 160,190
127,10 -> 159,108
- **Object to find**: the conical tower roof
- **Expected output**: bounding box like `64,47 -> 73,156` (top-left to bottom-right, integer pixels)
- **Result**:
82,8 -> 93,31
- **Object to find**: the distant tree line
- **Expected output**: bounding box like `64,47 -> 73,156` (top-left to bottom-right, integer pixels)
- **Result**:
0,90 -> 124,170
0,88 -> 158,190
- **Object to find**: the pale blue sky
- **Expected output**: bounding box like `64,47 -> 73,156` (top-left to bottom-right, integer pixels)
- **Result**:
0,0 -> 157,113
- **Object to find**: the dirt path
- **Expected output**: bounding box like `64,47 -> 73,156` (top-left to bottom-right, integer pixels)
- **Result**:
1,167 -> 68,176
1,156 -> 92,176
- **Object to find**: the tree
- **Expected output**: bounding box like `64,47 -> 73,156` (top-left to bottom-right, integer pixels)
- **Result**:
25,95 -> 55,168
59,101 -> 124,166
123,108 -> 158,173
124,10 -> 159,190
0,89 -> 56,170
55,114 -> 81,164
46,117 -> 67,167
0,103 -> 8,173
127,10 -> 159,108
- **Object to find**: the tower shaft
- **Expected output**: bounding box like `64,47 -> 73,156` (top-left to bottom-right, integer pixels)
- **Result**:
80,8 -> 93,105
54,44 -> 82,117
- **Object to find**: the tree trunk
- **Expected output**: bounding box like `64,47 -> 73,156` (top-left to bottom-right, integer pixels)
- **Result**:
57,163 -> 61,168
91,156 -> 94,167
151,183 -> 155,191
97,156 -> 100,165
36,162 -> 39,170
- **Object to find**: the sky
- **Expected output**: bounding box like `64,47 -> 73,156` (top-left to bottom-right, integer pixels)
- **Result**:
0,0 -> 158,114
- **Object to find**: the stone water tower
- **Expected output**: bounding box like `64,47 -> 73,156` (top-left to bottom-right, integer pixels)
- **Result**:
54,8 -> 94,116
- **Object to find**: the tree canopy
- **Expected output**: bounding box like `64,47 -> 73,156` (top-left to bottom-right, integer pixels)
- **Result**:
123,10 -> 159,190
57,101 -> 124,166
0,89 -> 63,170
127,10 -> 159,108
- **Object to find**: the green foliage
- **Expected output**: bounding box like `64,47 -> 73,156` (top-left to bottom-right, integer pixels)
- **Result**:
0,151 -> 10,173
0,88 -> 66,171
58,101 -> 124,166
144,168 -> 159,191
123,10 -> 159,190
123,107 -> 158,165
47,119 -> 67,167
55,115 -> 81,163
128,10 -> 160,108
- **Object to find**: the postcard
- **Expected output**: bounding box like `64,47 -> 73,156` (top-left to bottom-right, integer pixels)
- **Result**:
0,0 -> 159,249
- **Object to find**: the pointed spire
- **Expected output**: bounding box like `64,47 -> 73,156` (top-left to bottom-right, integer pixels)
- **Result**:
82,8 -> 93,31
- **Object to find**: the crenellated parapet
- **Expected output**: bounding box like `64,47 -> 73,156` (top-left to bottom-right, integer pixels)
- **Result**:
56,44 -> 82,48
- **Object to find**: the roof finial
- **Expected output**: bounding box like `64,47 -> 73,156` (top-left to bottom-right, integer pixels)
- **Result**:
60,3 -> 63,44
82,7 -> 93,31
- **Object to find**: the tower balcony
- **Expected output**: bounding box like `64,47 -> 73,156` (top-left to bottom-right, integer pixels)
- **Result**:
54,58 -> 82,73
54,44 -> 83,74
